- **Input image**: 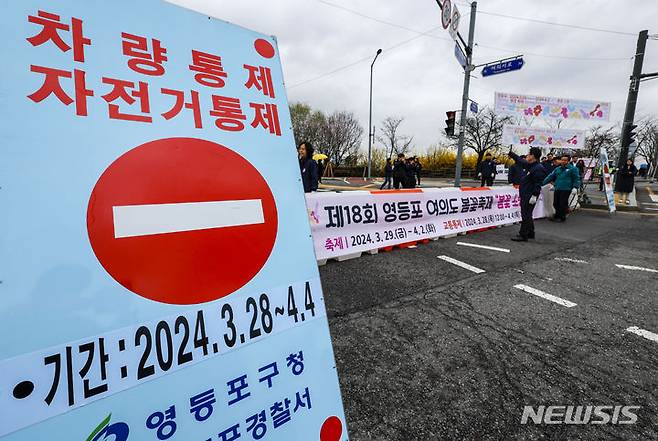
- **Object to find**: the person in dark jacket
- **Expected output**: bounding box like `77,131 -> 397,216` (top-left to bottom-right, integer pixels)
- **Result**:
617,159 -> 638,204
393,153 -> 406,189
380,158 -> 393,190
543,154 -> 581,222
297,141 -> 318,193
317,159 -> 325,183
477,153 -> 497,186
415,157 -> 423,186
509,147 -> 547,242
508,155 -> 526,185
403,157 -> 417,188
541,153 -> 556,173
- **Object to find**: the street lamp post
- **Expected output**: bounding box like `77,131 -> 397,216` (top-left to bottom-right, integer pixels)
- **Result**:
368,48 -> 382,179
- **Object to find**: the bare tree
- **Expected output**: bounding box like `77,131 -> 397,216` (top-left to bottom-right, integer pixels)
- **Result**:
289,102 -> 327,149
462,107 -> 512,167
582,125 -> 618,161
377,117 -> 414,158
322,111 -> 364,167
635,117 -> 658,175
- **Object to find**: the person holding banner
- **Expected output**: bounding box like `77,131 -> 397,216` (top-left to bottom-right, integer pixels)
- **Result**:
509,147 -> 547,242
543,154 -> 581,222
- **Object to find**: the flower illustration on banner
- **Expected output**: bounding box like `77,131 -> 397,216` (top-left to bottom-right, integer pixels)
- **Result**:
533,105 -> 543,116
547,137 -> 553,145
520,137 -> 528,144
589,104 -> 602,118
308,203 -> 320,225
527,135 -> 536,144
524,107 -> 533,116
560,107 -> 569,118
567,135 -> 578,145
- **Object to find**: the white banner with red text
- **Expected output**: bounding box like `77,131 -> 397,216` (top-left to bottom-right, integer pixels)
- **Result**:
306,187 -> 546,260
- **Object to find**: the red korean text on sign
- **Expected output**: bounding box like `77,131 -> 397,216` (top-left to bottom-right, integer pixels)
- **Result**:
189,50 -> 228,88
161,88 -> 202,129
121,32 -> 167,76
101,77 -> 152,123
27,10 -> 91,62
210,96 -> 246,132
250,103 -> 281,136
244,65 -> 275,98
28,65 -> 94,116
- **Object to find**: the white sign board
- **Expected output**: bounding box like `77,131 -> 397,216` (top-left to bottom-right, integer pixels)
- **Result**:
448,4 -> 460,41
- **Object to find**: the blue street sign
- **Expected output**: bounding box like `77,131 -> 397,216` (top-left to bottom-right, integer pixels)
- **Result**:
454,44 -> 467,68
470,101 -> 478,113
481,57 -> 524,77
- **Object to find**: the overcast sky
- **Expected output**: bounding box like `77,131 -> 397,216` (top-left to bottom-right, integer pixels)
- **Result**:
169,0 -> 658,153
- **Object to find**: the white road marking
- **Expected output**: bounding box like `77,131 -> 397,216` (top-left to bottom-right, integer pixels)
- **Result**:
650,194 -> 658,203
626,326 -> 658,343
113,199 -> 264,238
513,284 -> 577,308
437,255 -> 485,273
554,257 -> 589,264
615,264 -> 658,273
644,207 -> 658,211
456,241 -> 510,253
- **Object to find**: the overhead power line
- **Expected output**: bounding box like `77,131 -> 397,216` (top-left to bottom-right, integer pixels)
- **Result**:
289,0 -> 634,89
316,0 -> 633,62
473,10 -> 637,37
288,26 -> 441,89
475,43 -> 633,62
316,0 -> 452,42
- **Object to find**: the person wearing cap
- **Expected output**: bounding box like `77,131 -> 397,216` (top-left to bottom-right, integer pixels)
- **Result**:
508,147 -> 547,242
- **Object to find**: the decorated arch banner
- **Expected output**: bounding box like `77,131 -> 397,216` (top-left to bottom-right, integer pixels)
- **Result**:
502,125 -> 587,150
495,92 -> 611,122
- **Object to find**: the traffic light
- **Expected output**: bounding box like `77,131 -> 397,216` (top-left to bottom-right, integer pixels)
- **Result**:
445,111 -> 456,137
627,123 -> 638,147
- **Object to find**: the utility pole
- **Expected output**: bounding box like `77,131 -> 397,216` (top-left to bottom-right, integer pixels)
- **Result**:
454,1 -> 476,187
615,30 -> 648,190
367,48 -> 383,179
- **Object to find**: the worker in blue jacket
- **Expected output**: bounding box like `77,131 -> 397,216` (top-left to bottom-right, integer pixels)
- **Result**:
543,154 -> 581,222
509,147 -> 547,242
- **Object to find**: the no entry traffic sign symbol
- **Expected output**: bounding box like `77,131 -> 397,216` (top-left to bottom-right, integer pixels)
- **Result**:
87,137 -> 278,305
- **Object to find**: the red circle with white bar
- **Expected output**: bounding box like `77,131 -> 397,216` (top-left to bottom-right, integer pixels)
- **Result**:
87,137 -> 278,305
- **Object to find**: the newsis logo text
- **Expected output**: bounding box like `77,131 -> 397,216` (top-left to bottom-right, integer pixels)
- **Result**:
521,405 -> 640,425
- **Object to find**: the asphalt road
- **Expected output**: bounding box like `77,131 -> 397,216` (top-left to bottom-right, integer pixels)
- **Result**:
321,209 -> 658,440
